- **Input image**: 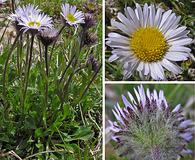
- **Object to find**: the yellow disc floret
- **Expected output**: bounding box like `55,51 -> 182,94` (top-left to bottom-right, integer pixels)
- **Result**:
67,14 -> 76,23
28,21 -> 41,27
130,27 -> 168,62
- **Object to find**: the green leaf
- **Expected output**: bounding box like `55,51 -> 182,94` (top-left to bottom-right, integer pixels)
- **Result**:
0,133 -> 9,142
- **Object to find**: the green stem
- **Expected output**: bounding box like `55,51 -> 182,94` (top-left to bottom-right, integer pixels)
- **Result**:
79,63 -> 102,102
39,41 -> 42,62
45,45 -> 49,76
2,33 -> 20,99
22,35 -> 35,108
43,45 -> 49,128
49,25 -> 65,61
0,20 -> 10,44
59,54 -> 76,84
11,0 -> 15,12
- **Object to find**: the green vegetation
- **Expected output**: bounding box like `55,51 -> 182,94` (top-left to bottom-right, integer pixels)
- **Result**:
0,0 -> 102,159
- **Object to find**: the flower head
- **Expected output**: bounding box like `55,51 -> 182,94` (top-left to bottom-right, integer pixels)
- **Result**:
82,31 -> 97,46
81,13 -> 96,29
37,27 -> 59,46
108,85 -> 194,159
10,4 -> 52,34
106,3 -> 192,80
87,54 -> 99,72
10,4 -> 40,23
61,3 -> 85,26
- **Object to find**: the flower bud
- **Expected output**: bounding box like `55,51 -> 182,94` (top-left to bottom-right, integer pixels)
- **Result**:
83,31 -> 97,47
37,28 -> 58,46
108,85 -> 194,160
87,54 -> 99,72
81,13 -> 96,30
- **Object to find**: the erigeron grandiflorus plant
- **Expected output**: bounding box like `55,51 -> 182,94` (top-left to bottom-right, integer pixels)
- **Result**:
108,85 -> 194,160
0,1 -> 101,158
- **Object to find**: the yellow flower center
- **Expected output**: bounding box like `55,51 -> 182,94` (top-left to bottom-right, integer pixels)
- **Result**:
130,27 -> 168,62
67,14 -> 76,23
28,21 -> 41,27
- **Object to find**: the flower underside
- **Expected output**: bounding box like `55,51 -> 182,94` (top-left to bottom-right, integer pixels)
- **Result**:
28,21 -> 41,27
67,13 -> 76,23
130,27 -> 168,62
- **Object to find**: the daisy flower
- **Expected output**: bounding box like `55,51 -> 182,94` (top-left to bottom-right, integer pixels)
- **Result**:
106,3 -> 192,80
61,3 -> 85,26
10,4 -> 52,34
18,12 -> 53,33
108,85 -> 194,159
10,4 -> 40,23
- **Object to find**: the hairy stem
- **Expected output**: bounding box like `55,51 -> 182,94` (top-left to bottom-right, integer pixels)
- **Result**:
43,45 -> 49,128
59,54 -> 76,84
79,63 -> 102,102
49,25 -> 65,61
22,34 -> 34,109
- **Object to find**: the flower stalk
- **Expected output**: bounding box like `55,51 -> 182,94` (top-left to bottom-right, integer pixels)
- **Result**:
22,34 -> 35,108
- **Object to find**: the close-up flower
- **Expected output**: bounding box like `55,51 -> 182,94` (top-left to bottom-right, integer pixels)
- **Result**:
107,85 -> 194,160
106,3 -> 193,80
61,3 -> 85,26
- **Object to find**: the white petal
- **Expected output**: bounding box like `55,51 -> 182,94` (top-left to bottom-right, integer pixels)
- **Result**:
159,10 -> 172,29
149,63 -> 158,80
126,7 -> 140,27
165,52 -> 189,61
135,3 -> 143,26
108,55 -> 118,62
117,12 -> 135,33
172,104 -> 181,113
154,8 -> 163,27
143,3 -> 149,27
154,63 -> 165,80
122,95 -> 135,111
168,46 -> 191,53
137,61 -> 144,71
149,4 -> 155,26
128,92 -> 137,106
111,19 -> 131,36
179,120 -> 193,128
165,26 -> 187,40
161,59 -> 182,74
168,38 -> 192,46
144,63 -> 150,75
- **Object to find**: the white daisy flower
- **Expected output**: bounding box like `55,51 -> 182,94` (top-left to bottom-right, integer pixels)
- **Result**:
10,4 -> 40,22
9,4 -> 52,34
61,3 -> 85,26
18,12 -> 53,33
106,3 -> 192,80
